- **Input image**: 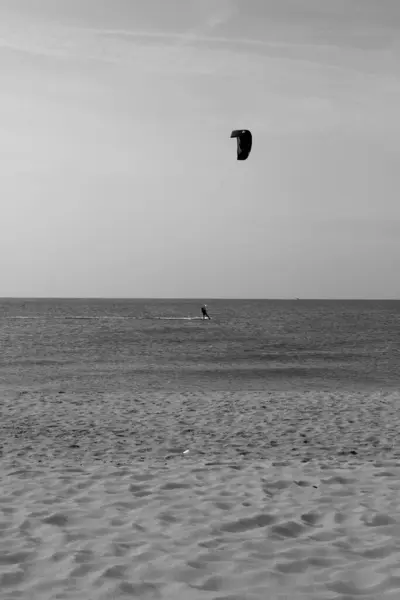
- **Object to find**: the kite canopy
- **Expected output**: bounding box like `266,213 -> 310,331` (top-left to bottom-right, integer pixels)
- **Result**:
230,129 -> 252,160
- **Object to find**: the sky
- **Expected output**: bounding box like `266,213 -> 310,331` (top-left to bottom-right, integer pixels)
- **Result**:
0,0 -> 399,299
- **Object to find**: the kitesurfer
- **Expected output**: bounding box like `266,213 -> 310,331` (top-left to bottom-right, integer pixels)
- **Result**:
201,304 -> 211,320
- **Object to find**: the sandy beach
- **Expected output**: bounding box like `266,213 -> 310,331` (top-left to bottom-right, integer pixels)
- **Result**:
1,386 -> 400,600
2,455 -> 400,599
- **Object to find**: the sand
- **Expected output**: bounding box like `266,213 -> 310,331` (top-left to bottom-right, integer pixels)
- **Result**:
1,388 -> 400,599
1,388 -> 399,465
1,458 -> 400,599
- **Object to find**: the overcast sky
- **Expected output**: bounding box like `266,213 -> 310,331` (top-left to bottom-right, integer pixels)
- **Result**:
0,0 -> 399,298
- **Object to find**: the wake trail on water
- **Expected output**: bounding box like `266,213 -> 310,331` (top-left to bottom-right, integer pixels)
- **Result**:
2,316 -> 208,321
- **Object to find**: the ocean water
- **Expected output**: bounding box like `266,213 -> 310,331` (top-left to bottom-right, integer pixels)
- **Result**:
1,299 -> 400,599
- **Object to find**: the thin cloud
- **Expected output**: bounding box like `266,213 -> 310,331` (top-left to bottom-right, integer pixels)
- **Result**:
88,26 -> 331,51
0,6 -> 397,82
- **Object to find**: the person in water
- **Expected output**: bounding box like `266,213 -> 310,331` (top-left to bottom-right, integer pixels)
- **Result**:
201,304 -> 211,319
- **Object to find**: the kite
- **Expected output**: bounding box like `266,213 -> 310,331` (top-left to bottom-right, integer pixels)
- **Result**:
230,129 -> 252,160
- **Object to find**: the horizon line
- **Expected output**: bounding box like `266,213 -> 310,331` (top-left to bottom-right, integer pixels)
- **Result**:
0,297 -> 398,302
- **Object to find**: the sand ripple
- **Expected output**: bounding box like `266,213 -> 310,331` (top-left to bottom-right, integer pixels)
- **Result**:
1,459 -> 400,599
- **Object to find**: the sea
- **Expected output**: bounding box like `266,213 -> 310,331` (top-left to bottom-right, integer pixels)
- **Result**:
0,298 -> 400,599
